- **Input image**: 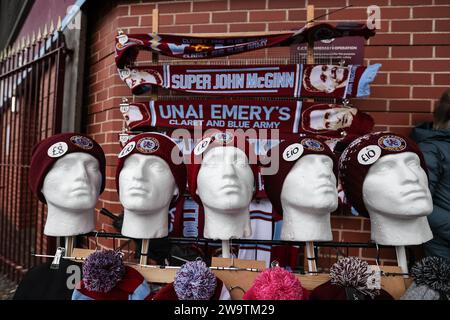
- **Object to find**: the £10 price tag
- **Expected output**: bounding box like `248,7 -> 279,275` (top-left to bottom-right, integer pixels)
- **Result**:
357,145 -> 381,165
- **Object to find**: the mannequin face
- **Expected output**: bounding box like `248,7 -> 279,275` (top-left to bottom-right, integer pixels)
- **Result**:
363,152 -> 433,217
42,152 -> 102,211
196,147 -> 254,212
119,154 -> 178,213
281,154 -> 338,213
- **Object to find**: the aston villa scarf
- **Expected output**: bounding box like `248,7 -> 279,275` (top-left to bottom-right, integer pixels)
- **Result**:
115,23 -> 375,68
119,99 -> 374,137
118,63 -> 381,98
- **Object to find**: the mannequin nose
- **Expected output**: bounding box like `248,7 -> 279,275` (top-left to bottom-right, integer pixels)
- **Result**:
315,160 -> 332,178
221,162 -> 238,178
400,163 -> 420,184
73,163 -> 89,182
317,165 -> 332,178
130,163 -> 146,180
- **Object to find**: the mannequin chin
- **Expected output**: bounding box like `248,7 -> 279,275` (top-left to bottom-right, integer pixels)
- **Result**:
41,152 -> 102,236
196,146 -> 254,240
119,154 -> 178,239
363,152 -> 433,245
280,154 -> 338,241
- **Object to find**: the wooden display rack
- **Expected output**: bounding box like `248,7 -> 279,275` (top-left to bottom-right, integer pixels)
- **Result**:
70,249 -> 409,300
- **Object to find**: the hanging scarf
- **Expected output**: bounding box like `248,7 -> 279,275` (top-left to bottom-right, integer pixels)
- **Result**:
117,63 -> 381,98
115,23 -> 375,68
119,98 -> 374,138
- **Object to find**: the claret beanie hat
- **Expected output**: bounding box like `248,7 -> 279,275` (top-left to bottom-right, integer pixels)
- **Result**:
152,260 -> 229,300
187,130 -> 259,206
401,256 -> 450,300
115,132 -> 187,207
72,250 -> 151,300
310,257 -> 394,300
243,266 -> 309,300
338,131 -> 427,217
29,133 -> 106,203
262,136 -> 337,216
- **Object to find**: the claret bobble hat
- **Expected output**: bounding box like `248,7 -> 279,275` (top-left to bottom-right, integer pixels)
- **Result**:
152,260 -> 230,300
401,256 -> 450,300
310,257 -> 394,300
243,266 -> 309,300
72,250 -> 151,300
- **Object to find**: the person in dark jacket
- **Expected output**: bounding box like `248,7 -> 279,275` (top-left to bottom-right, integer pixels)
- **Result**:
411,89 -> 450,261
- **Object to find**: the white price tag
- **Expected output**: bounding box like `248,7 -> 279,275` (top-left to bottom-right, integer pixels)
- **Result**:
282,143 -> 304,162
357,145 -> 381,165
47,142 -> 68,158
118,141 -> 135,158
194,137 -> 211,155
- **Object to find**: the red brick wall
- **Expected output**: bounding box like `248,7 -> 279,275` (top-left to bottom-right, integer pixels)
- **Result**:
84,0 -> 450,267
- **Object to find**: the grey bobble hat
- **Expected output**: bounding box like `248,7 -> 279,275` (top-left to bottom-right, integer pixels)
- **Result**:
400,256 -> 450,300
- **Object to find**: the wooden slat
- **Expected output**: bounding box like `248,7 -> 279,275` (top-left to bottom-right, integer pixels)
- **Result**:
71,248 -> 94,258
131,264 -> 178,284
211,257 -> 266,300
68,251 -> 408,300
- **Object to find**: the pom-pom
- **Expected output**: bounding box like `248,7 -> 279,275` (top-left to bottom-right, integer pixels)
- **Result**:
174,260 -> 217,300
82,250 -> 125,293
330,257 -> 377,298
251,267 -> 304,300
411,257 -> 450,294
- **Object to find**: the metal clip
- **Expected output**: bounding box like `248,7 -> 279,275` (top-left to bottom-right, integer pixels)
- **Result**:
229,286 -> 246,294
342,98 -> 352,107
50,247 -> 65,270
117,30 -> 129,45
119,131 -> 130,146
119,98 -> 130,114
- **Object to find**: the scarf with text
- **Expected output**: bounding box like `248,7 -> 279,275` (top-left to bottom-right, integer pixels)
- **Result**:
117,63 -> 381,98
119,99 -> 374,139
115,23 -> 375,68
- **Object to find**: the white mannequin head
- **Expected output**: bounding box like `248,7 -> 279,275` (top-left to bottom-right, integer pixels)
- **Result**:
280,154 -> 338,241
119,153 -> 178,239
41,152 -> 102,236
196,146 -> 254,240
362,152 -> 433,245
